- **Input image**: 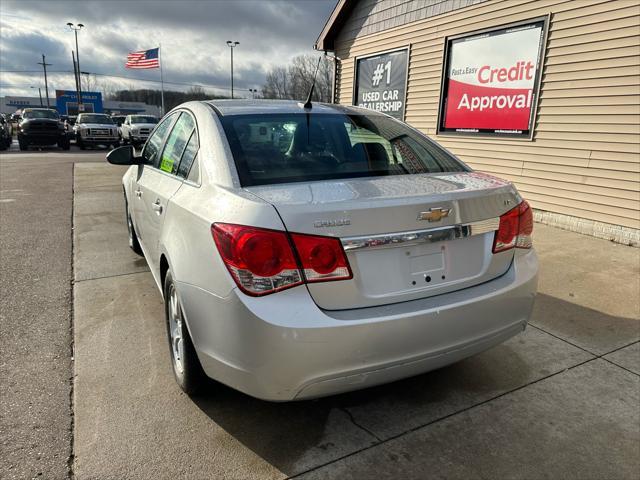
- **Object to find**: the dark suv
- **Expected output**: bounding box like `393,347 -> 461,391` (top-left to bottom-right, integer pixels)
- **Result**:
0,114 -> 12,150
17,108 -> 70,151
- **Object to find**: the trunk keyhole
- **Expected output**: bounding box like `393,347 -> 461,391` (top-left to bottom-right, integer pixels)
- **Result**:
425,276 -> 431,283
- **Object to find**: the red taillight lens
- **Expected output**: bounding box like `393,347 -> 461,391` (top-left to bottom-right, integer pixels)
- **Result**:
212,223 -> 352,296
212,223 -> 302,296
516,201 -> 533,249
290,233 -> 352,282
492,200 -> 534,254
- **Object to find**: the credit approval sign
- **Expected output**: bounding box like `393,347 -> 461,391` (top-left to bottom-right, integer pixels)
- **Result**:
437,19 -> 547,138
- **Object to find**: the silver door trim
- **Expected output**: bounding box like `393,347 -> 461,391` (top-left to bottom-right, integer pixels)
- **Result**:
341,217 -> 500,252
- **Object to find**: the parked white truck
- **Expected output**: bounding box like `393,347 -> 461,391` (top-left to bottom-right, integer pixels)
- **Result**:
120,115 -> 158,146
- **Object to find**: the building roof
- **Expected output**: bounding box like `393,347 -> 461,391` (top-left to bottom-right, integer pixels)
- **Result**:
314,0 -> 354,52
315,0 -> 490,51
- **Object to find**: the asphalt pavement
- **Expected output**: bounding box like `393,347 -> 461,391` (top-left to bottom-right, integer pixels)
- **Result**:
0,142 -> 104,479
1,143 -> 639,479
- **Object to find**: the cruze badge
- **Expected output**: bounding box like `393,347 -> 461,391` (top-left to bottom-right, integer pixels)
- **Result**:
314,218 -> 351,228
417,207 -> 451,222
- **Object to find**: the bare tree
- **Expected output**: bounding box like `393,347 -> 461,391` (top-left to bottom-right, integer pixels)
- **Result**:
98,78 -> 117,100
82,73 -> 99,93
262,54 -> 332,102
186,85 -> 206,99
262,66 -> 290,99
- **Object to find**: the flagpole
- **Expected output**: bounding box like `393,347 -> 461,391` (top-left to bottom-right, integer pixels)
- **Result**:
159,44 -> 165,116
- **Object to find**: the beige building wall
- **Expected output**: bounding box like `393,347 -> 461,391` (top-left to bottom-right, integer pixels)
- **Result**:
333,0 -> 640,239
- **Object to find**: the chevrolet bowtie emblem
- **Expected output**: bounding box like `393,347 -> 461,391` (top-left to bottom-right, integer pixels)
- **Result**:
417,207 -> 451,222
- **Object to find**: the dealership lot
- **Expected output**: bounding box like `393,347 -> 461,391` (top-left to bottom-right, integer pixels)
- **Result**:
1,147 -> 639,479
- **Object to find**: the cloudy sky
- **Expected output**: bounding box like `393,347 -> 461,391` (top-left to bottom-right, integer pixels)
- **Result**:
0,0 -> 336,99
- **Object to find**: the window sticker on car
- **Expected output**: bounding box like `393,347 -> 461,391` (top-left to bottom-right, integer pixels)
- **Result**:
160,155 -> 174,172
158,113 -> 195,174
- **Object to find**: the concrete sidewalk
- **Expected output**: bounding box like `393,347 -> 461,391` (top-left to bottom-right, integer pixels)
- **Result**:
72,163 -> 639,479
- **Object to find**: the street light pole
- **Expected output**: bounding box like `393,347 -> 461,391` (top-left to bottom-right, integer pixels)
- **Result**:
226,40 -> 239,99
67,23 -> 84,106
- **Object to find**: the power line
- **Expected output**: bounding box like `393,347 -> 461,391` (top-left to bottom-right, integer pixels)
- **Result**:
0,68 -> 254,92
0,70 -> 69,73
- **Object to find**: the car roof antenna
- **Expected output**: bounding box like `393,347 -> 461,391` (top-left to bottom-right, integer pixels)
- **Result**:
302,54 -> 324,110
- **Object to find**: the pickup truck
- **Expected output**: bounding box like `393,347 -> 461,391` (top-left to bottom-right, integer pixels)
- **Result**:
17,108 -> 70,151
120,114 -> 158,146
73,113 -> 120,149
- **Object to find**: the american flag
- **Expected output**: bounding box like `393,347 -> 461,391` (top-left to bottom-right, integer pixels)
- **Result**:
125,48 -> 160,69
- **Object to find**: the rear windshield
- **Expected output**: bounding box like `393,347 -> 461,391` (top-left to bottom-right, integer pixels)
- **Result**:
220,113 -> 467,186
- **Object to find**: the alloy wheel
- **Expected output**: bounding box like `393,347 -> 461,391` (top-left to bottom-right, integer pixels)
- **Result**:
167,285 -> 185,374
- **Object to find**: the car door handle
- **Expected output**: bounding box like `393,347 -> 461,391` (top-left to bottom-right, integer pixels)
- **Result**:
135,189 -> 142,198
152,201 -> 163,214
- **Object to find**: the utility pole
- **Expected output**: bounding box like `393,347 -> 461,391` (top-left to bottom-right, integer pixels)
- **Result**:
30,86 -> 43,106
37,54 -> 52,108
226,40 -> 239,99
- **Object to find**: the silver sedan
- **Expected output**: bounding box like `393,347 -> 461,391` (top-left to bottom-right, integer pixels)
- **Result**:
106,100 -> 538,401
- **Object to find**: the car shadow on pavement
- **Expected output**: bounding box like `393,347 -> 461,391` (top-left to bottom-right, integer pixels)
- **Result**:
191,343 -> 532,474
191,292 -> 638,476
530,293 -> 640,356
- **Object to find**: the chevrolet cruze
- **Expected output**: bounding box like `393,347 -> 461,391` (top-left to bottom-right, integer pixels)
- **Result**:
107,100 -> 538,400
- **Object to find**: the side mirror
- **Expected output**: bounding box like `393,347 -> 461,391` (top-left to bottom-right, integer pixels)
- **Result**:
106,145 -> 143,165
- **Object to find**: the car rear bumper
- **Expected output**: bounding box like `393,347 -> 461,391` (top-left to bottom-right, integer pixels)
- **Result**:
177,249 -> 538,401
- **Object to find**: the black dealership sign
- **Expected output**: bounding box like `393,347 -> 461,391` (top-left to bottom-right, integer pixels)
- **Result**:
354,48 -> 408,120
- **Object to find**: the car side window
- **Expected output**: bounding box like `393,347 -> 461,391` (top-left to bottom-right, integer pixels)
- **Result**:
141,113 -> 177,167
177,131 -> 199,179
158,112 -> 195,175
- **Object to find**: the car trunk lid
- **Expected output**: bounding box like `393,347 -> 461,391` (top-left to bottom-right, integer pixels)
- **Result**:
246,172 -> 521,310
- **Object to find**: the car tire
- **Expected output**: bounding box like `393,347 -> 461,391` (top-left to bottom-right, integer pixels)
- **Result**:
125,198 -> 143,256
163,270 -> 207,395
78,139 -> 86,150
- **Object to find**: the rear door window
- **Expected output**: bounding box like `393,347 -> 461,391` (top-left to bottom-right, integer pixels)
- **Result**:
177,131 -> 199,178
158,112 -> 195,175
141,113 -> 177,167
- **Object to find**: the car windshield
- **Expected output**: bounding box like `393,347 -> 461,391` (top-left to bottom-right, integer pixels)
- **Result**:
220,112 -> 467,186
23,110 -> 59,120
79,114 -> 113,125
130,116 -> 158,124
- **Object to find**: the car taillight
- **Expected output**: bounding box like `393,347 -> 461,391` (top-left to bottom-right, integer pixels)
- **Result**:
290,233 -> 352,283
492,200 -> 533,253
212,223 -> 352,296
212,224 -> 303,296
